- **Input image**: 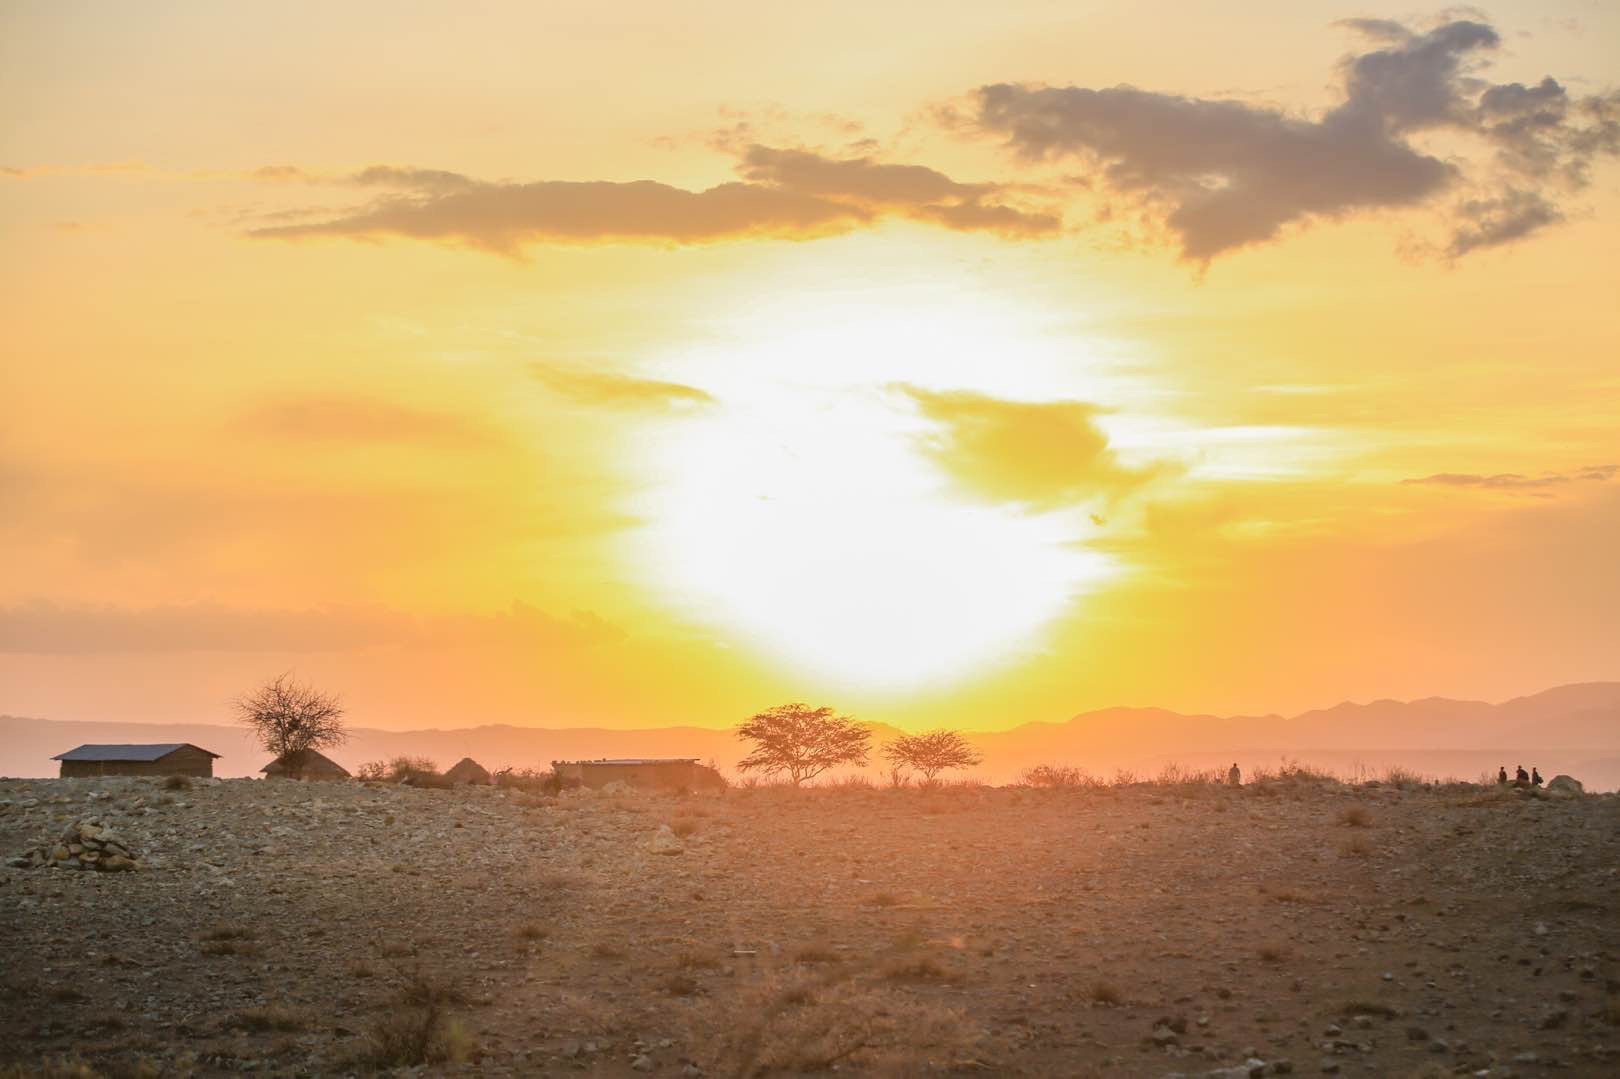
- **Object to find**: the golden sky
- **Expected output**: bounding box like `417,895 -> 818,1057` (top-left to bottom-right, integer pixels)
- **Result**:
3,2 -> 1618,731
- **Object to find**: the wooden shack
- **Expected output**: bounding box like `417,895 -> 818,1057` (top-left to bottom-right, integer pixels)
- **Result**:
551,758 -> 724,791
261,748 -> 350,780
444,757 -> 492,785
53,743 -> 220,779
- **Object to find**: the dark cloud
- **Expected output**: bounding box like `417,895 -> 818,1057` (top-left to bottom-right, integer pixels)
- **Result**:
898,386 -> 1164,508
529,364 -> 715,409
239,395 -> 500,448
247,145 -> 1059,253
972,17 -> 1620,261
1403,464 -> 1617,491
1447,188 -> 1563,256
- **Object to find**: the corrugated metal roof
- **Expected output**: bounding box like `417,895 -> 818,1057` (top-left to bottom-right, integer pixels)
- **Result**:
52,743 -> 221,762
561,758 -> 700,766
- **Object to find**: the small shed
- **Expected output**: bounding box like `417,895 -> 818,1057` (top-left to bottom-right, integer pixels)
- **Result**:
552,758 -> 724,791
261,748 -> 351,780
444,757 -> 492,786
53,743 -> 220,779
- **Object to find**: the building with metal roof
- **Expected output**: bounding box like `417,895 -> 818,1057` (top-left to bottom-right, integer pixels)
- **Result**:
52,743 -> 220,778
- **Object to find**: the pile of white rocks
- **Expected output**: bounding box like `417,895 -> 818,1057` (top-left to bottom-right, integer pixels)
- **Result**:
7,818 -> 140,871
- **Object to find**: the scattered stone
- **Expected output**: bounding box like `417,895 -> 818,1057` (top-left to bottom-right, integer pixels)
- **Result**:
648,825 -> 685,856
11,819 -> 141,871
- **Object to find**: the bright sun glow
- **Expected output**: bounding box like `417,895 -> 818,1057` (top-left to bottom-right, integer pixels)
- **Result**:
625,288 -> 1122,691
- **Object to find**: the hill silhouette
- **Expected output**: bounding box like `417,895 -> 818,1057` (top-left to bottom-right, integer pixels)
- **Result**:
3,681 -> 1616,788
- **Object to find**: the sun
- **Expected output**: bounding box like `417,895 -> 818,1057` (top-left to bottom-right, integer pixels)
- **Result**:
622,284 -> 1123,692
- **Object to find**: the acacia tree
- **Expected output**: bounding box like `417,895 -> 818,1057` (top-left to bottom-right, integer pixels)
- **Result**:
736,703 -> 871,786
234,673 -> 347,776
883,729 -> 983,785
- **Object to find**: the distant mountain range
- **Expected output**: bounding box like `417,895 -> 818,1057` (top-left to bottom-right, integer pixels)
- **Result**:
4,682 -> 1617,789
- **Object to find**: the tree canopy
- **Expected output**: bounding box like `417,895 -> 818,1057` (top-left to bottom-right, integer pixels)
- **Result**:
234,673 -> 347,769
883,729 -> 983,783
735,702 -> 871,786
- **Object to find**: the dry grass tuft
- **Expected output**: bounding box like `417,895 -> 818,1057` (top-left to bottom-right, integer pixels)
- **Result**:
866,892 -> 902,908
356,970 -> 473,1068
673,945 -> 725,970
880,955 -> 960,984
590,939 -> 627,960
231,1005 -> 307,1033
791,943 -> 843,964
668,817 -> 700,838
161,774 -> 192,791
200,927 -> 261,957
1339,835 -> 1374,858
1338,805 -> 1373,827
1089,981 -> 1122,1005
1258,944 -> 1289,963
660,973 -> 702,997
516,922 -> 547,941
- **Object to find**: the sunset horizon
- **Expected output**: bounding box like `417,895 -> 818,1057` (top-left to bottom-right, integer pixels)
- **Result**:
5,6 -> 1620,1074
6,4 -> 1619,741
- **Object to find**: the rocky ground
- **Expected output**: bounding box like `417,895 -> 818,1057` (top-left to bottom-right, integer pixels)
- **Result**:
1,773 -> 1617,1077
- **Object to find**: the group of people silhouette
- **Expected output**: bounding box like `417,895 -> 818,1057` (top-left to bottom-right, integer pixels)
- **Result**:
1498,764 -> 1542,788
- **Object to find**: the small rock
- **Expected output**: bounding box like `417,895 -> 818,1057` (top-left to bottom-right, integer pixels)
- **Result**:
632,1055 -> 653,1072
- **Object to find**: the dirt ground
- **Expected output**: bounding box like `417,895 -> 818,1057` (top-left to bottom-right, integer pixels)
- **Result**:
2,774 -> 1617,1077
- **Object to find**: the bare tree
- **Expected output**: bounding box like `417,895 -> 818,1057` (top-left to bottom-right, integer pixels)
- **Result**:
883,729 -> 982,785
234,673 -> 347,776
736,703 -> 871,786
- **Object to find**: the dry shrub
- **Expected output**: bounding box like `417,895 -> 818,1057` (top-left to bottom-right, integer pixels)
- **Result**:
161,775 -> 191,791
669,817 -> 700,838
879,955 -> 960,984
1380,765 -> 1426,790
1018,764 -> 1095,789
819,774 -> 876,791
516,923 -> 547,941
1089,981 -> 1123,1005
866,892 -> 902,908
1338,805 -> 1373,827
1258,944 -> 1289,964
357,970 -> 472,1069
1152,762 -> 1221,788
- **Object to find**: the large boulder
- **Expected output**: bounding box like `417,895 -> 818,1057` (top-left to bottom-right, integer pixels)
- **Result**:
1546,775 -> 1583,797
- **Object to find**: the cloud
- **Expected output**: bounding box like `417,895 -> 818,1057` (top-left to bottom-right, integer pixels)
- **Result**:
246,145 -> 1059,254
239,395 -> 500,448
0,600 -> 620,655
1446,188 -> 1563,256
898,386 -> 1163,508
529,364 -> 715,409
736,145 -> 1059,237
971,16 -> 1620,261
1403,464 -> 1617,491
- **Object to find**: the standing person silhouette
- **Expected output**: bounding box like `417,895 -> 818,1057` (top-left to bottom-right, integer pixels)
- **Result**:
1531,767 -> 1543,787
1515,765 -> 1529,787
1227,762 -> 1241,787
1497,766 -> 1508,785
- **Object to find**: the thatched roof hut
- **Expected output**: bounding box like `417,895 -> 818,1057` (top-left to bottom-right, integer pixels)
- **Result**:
261,748 -> 351,780
444,757 -> 492,786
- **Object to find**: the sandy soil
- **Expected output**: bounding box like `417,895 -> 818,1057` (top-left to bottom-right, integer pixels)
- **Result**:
2,775 -> 1617,1077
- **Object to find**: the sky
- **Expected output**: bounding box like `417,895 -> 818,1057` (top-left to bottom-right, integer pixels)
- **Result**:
2,2 -> 1618,732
